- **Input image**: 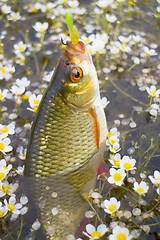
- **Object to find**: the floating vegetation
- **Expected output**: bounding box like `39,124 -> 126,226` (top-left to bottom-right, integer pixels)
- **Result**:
0,0 -> 160,239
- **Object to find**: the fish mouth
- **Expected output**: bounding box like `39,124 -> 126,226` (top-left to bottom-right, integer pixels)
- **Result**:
64,41 -> 91,63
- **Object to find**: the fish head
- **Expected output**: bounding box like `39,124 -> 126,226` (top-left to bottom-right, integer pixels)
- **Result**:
60,41 -> 99,109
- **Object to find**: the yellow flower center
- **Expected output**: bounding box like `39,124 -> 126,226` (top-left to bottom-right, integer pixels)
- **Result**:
150,91 -> 156,96
33,106 -> 38,112
84,39 -> 91,43
39,27 -> 45,31
0,127 -> 8,134
33,99 -> 40,105
136,187 -> 144,194
117,233 -> 127,240
113,173 -> 122,182
108,132 -> 114,138
7,203 -> 16,211
3,166 -> 8,170
123,163 -> 132,170
110,139 -> 116,145
0,211 -> 5,217
111,147 -> 117,152
3,186 -> 12,194
146,52 -> 150,57
0,142 -> 5,151
22,95 -> 29,101
121,45 -> 125,50
18,46 -> 24,51
0,94 -> 4,99
22,154 -> 26,159
114,160 -> 120,167
128,0 -> 135,5
90,231 -> 102,238
12,15 -> 18,20
46,6 -> 51,11
156,177 -> 160,181
108,204 -> 117,212
0,172 -> 5,180
0,66 -> 6,74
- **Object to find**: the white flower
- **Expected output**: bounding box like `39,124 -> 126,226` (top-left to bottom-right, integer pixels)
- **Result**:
109,225 -> 132,240
109,142 -> 121,153
120,156 -> 136,171
10,85 -> 25,96
20,195 -> 28,205
33,22 -> 48,33
41,2 -> 57,12
104,197 -> 120,215
146,85 -> 160,98
132,34 -> 142,44
133,181 -> 149,195
4,196 -> 22,215
67,0 -> 79,8
118,35 -> 132,44
14,41 -> 27,55
108,153 -> 121,168
0,181 -> 18,197
0,201 -> 8,218
16,166 -> 24,175
15,53 -> 26,65
1,4 -> 11,14
108,127 -> 120,138
83,224 -> 108,239
0,136 -> 13,154
110,45 -> 120,55
108,168 -> 126,186
28,94 -> 43,112
105,14 -> 117,23
149,104 -> 159,117
32,219 -> 41,230
119,44 -> 131,53
101,97 -> 110,108
109,136 -> 119,146
18,147 -> 27,160
87,33 -> 108,55
8,11 -> 21,21
0,159 -> 12,180
16,77 -> 30,88
20,206 -> 28,215
140,46 -> 157,58
0,122 -> 15,138
0,89 -> 8,101
148,170 -> 160,185
0,63 -> 13,80
96,0 -> 114,8
132,57 -> 140,65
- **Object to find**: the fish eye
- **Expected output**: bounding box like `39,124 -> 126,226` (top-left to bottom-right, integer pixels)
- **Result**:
70,67 -> 83,83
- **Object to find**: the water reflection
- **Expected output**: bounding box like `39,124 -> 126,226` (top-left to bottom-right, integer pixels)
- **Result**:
24,150 -> 105,240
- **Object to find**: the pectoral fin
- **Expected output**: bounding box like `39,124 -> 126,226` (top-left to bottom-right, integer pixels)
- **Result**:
90,105 -> 100,149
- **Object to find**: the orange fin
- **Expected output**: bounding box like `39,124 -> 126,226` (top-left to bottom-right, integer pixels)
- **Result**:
90,105 -> 100,149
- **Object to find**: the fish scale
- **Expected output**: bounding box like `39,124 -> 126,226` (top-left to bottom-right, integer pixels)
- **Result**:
26,93 -> 97,178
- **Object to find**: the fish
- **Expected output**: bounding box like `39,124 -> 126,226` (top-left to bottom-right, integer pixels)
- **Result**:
25,14 -> 108,240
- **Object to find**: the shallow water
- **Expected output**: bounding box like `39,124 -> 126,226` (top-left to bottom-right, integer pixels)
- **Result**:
0,0 -> 160,239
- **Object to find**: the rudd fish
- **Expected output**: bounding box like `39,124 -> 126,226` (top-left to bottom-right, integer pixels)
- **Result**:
25,13 -> 108,240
